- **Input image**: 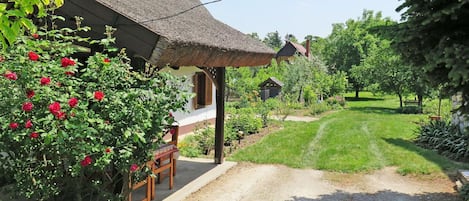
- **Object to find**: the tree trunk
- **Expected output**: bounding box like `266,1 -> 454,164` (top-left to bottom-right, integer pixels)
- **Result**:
225,86 -> 231,102
298,86 -> 303,102
417,94 -> 423,113
398,94 -> 403,108
355,88 -> 360,99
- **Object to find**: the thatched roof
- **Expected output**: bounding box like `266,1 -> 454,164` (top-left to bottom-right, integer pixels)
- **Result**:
57,0 -> 274,67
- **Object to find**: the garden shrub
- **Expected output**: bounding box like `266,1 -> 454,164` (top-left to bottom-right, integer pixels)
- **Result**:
178,135 -> 201,158
256,98 -> 279,127
326,96 -> 346,108
224,123 -> 238,145
193,124 -> 215,155
415,120 -> 469,161
0,20 -> 190,200
460,183 -> 469,201
303,86 -> 317,106
227,107 -> 262,134
309,102 -> 331,115
398,106 -> 422,114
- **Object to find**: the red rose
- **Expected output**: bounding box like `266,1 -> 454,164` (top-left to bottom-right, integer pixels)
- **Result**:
169,128 -> 176,135
9,122 -> 18,130
30,132 -> 39,139
40,77 -> 51,85
61,57 -> 76,67
169,112 -> 173,118
48,102 -> 61,114
22,102 -> 33,112
68,97 -> 78,108
26,90 -> 35,98
105,147 -> 112,153
32,33 -> 39,39
28,51 -> 39,61
130,164 -> 139,172
94,91 -> 104,101
25,120 -> 33,129
55,111 -> 66,120
80,156 -> 93,167
4,71 -> 18,80
65,71 -> 75,76
103,58 -> 111,63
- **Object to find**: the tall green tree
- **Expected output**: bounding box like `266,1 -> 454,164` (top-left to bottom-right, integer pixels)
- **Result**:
390,0 -> 469,113
247,32 -> 261,42
263,31 -> 283,50
351,41 -> 413,107
323,10 -> 394,98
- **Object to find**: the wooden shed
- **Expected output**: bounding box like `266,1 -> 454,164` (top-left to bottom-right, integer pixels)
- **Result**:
56,0 -> 276,164
259,77 -> 284,101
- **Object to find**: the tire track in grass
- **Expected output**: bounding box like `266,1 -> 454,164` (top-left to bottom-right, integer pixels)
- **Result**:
301,118 -> 336,167
361,122 -> 386,168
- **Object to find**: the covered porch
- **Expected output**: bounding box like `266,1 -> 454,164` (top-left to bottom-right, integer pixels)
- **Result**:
57,0 -> 275,164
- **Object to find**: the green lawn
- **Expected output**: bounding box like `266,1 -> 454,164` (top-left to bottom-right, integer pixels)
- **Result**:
229,92 -> 469,175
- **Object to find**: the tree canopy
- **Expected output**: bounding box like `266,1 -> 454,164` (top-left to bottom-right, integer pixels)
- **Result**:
322,10 -> 394,98
390,0 -> 469,113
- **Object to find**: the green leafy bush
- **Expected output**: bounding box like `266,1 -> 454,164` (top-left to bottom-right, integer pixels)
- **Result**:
256,98 -> 279,127
193,125 -> 215,155
398,106 -> 422,114
178,135 -> 201,158
309,102 -> 331,115
0,20 -> 190,200
227,107 -> 262,134
326,96 -> 346,108
460,183 -> 469,201
415,120 -> 469,161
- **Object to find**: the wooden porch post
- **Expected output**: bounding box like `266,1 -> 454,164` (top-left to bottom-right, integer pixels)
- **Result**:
214,67 -> 225,164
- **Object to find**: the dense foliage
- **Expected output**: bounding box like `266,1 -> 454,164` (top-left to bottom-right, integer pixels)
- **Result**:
0,19 -> 190,200
391,0 -> 469,113
0,0 -> 64,48
322,10 -> 394,98
415,120 -> 469,161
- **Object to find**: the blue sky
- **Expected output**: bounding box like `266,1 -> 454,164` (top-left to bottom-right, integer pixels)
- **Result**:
203,0 -> 403,41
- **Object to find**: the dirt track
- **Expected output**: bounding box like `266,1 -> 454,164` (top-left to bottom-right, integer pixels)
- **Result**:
184,162 -> 460,201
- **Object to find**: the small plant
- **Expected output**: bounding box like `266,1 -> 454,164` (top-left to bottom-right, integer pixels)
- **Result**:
193,124 -> 215,155
415,120 -> 469,161
227,107 -> 262,134
178,135 -> 202,158
460,183 -> 469,201
326,96 -> 346,108
309,102 -> 331,115
398,106 -> 422,114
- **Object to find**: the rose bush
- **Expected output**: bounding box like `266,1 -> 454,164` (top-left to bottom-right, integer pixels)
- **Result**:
0,19 -> 190,200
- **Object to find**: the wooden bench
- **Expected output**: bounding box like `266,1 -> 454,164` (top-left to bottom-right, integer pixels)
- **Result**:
128,125 -> 179,201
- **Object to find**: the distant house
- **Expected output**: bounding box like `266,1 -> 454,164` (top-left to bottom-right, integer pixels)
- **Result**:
259,77 -> 284,101
57,0 -> 275,163
276,40 -> 310,63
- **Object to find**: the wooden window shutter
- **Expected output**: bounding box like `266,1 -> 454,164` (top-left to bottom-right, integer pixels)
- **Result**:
192,73 -> 199,109
204,74 -> 212,105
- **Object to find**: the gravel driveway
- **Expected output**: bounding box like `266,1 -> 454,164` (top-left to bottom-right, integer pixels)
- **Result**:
183,162 -> 460,201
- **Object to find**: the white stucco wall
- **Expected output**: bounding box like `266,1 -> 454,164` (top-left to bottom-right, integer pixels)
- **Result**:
161,67 -> 216,127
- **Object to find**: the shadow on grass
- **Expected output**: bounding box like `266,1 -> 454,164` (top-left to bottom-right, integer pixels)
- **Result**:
349,106 -> 398,115
345,97 -> 385,102
287,190 -> 460,201
383,138 -> 468,173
